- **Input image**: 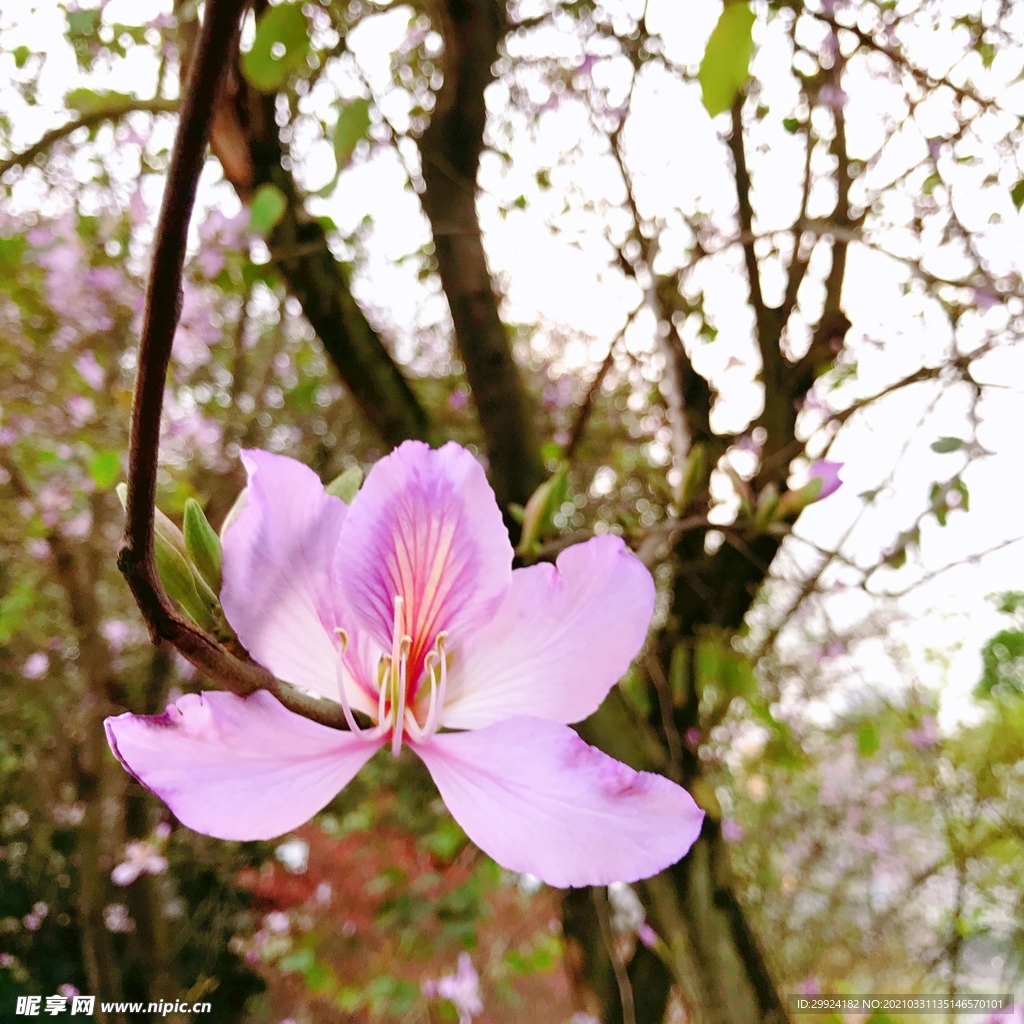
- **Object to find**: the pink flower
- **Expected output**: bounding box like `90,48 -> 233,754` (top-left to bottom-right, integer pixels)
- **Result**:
981,1006 -> 1023,1024
808,460 -> 843,499
907,715 -> 938,748
105,442 -> 703,887
66,395 -> 96,427
721,818 -> 744,842
101,619 -> 132,653
110,841 -> 169,886
23,653 -> 49,679
74,350 -> 105,390
636,921 -> 659,948
422,953 -> 483,1023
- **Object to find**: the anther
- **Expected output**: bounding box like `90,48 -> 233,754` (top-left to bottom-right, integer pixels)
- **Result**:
333,627 -> 364,736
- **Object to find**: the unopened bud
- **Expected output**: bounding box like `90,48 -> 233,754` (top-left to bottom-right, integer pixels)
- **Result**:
219,487 -> 248,540
153,530 -> 214,629
517,463 -> 569,556
183,498 -> 222,593
116,484 -> 217,626
325,465 -> 363,504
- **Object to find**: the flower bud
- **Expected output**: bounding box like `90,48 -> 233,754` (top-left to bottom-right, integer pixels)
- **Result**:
325,466 -> 363,504
517,463 -> 569,556
183,498 -> 223,594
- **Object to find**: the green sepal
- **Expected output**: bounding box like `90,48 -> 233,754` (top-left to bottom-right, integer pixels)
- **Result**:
153,530 -> 214,629
325,466 -> 363,504
516,463 -> 569,556
116,484 -> 217,626
775,477 -> 822,521
183,498 -> 223,594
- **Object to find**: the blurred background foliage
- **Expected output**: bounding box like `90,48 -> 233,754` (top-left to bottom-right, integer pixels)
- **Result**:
1,0 -> 1024,1021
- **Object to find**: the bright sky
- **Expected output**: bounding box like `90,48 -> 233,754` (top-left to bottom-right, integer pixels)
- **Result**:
3,0 -> 1023,729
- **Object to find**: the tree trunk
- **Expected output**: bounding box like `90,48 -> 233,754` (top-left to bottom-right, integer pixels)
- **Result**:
418,0 -> 545,517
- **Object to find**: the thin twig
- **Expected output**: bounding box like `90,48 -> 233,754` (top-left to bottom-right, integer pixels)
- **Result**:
591,886 -> 637,1024
0,99 -> 179,178
647,654 -> 683,783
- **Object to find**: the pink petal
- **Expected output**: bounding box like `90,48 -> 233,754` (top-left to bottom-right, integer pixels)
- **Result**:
337,441 -> 512,681
105,691 -> 382,841
414,718 -> 704,887
441,536 -> 655,730
221,450 -> 362,707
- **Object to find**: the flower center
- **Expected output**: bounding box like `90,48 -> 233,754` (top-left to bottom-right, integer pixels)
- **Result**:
334,595 -> 449,752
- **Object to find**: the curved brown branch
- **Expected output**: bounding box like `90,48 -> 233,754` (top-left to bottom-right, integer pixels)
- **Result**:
116,0 -> 345,730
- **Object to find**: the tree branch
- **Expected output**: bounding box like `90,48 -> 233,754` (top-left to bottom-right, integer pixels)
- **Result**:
0,99 -> 179,179
116,0 -> 346,729
418,0 -> 545,520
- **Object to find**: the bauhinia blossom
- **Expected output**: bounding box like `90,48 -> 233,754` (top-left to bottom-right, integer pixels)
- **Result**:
422,953 -> 483,1023
807,459 -> 843,500
105,442 -> 704,887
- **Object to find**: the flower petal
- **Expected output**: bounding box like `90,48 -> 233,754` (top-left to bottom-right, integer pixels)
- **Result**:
105,691 -> 382,841
414,717 -> 704,887
221,450 -> 359,706
441,536 -> 655,730
337,441 -> 512,679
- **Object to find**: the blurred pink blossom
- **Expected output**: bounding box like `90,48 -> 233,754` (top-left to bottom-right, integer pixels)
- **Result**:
111,841 -> 169,886
906,715 -> 938,748
721,818 -> 744,842
103,904 -> 135,933
101,620 -> 132,653
61,510 -> 93,539
74,350 -> 105,389
67,395 -> 96,427
23,653 -> 49,679
973,287 -> 1000,312
27,539 -> 51,560
808,460 -> 843,499
422,954 -> 483,1024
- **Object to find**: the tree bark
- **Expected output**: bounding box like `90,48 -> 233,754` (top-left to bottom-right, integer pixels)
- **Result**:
418,0 -> 545,517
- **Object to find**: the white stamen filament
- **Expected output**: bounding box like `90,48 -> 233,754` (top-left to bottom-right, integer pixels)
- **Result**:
420,631 -> 449,742
333,629 -> 365,736
337,597 -> 448,752
389,596 -> 411,757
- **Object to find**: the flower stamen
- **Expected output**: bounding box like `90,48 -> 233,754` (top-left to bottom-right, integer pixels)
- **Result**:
420,631 -> 449,742
389,596 -> 413,757
333,628 -> 367,736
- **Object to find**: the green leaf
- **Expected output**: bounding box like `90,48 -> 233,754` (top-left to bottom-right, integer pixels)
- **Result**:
857,723 -> 880,757
325,466 -> 363,504
922,172 -> 941,195
279,948 -> 315,974
931,436 -> 964,453
12,46 -> 32,69
241,3 -> 310,92
0,236 -> 27,273
183,498 -> 223,594
333,97 -> 372,171
782,116 -> 800,133
1012,180 -> 1024,210
0,576 -> 37,645
88,449 -> 121,490
698,3 -> 756,117
65,88 -> 135,115
248,183 -> 288,236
